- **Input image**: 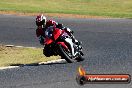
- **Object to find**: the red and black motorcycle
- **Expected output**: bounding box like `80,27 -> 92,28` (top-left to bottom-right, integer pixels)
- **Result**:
43,26 -> 84,63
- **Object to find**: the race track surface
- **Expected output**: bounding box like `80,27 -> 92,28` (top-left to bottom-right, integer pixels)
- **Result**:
0,14 -> 132,88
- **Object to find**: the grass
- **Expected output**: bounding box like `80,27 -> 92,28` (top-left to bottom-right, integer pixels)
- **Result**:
0,45 -> 59,67
0,0 -> 132,18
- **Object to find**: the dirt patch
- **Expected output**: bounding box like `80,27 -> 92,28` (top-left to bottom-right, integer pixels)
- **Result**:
0,11 -> 109,18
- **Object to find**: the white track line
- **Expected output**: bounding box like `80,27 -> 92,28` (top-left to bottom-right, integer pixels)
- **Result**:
15,46 -> 24,48
39,59 -> 66,65
5,45 -> 15,47
5,44 -> 38,48
0,59 -> 66,70
0,66 -> 19,70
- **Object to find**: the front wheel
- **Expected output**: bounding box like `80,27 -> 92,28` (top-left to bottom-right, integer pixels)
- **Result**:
58,44 -> 75,63
76,55 -> 84,62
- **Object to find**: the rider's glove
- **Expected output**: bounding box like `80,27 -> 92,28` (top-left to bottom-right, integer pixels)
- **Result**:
56,23 -> 63,29
65,28 -> 74,34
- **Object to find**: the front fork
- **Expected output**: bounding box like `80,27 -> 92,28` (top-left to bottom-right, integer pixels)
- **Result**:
64,38 -> 76,57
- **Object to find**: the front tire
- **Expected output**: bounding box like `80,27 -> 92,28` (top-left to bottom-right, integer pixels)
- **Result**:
76,55 -> 84,62
58,45 -> 74,63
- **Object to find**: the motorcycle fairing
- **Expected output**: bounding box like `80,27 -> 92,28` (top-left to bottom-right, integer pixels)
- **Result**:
44,37 -> 53,45
53,28 -> 65,40
57,42 -> 69,50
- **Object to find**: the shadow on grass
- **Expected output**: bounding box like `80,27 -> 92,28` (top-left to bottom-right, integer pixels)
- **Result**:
10,63 -> 40,67
10,61 -> 67,67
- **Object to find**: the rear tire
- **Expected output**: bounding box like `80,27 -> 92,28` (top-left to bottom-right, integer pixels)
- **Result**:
43,45 -> 53,57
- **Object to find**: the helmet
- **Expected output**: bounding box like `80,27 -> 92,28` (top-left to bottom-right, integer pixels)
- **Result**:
46,20 -> 56,27
36,14 -> 46,27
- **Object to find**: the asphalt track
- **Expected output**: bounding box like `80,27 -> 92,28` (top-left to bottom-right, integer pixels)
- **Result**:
0,14 -> 132,88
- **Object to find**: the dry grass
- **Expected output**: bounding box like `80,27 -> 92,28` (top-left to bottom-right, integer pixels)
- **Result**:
0,11 -> 107,19
0,45 -> 59,67
0,0 -> 132,18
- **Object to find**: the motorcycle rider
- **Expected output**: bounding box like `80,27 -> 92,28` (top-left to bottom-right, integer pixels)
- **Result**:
36,14 -> 81,57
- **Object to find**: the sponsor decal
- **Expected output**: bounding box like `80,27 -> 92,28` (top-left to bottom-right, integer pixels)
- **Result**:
76,66 -> 131,85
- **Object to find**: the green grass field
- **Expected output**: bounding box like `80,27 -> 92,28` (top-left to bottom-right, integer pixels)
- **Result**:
0,0 -> 132,18
0,45 -> 59,67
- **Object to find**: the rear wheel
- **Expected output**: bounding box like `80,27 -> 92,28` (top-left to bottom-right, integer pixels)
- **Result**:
43,45 -> 53,57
